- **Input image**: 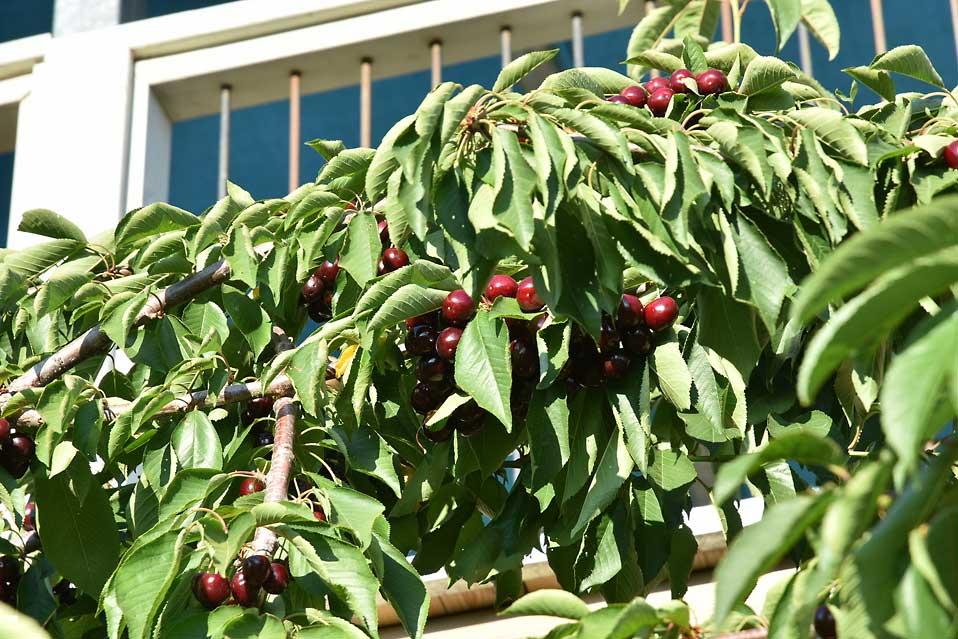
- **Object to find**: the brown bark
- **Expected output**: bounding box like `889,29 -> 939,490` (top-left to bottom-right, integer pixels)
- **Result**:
13,374 -> 321,429
250,396 -> 298,556
3,259 -> 232,399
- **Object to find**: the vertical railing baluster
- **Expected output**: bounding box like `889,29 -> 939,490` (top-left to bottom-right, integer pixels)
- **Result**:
430,40 -> 443,89
217,84 -> 231,200
797,23 -> 813,75
288,71 -> 301,194
721,0 -> 733,43
360,58 -> 372,148
571,11 -> 585,68
951,0 -> 958,67
500,26 -> 512,68
870,0 -> 887,55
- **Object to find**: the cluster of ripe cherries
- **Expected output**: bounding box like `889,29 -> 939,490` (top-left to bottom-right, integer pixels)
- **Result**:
192,553 -> 290,610
608,68 -> 729,116
0,417 -> 35,479
301,218 -> 408,323
0,502 -> 37,608
406,274 -> 680,442
404,275 -> 547,442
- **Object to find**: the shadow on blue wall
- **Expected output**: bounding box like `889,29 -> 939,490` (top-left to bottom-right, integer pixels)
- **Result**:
0,0 -> 54,43
0,153 -> 12,246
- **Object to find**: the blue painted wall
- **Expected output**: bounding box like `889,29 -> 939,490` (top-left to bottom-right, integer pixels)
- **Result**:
0,153 -> 12,246
0,1 -> 54,43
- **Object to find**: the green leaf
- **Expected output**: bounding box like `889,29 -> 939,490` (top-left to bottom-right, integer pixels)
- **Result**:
793,195 -> 958,322
371,532 -> 429,639
115,203 -> 198,251
114,530 -> 185,639
871,45 -> 945,89
798,247 -> 958,403
222,285 -> 272,358
282,529 -> 380,637
526,385 -> 571,491
286,337 -> 328,418
367,284 -> 449,333
501,589 -> 592,620
454,313 -> 513,431
306,138 -> 346,161
571,426 -> 634,537
34,456 -> 121,597
682,36 -> 708,75
171,411 -> 223,470
626,2 -> 685,63
550,109 -> 633,171
713,432 -> 844,504
607,363 -> 652,473
4,239 -> 82,278
18,208 -> 87,242
494,49 -> 558,92
339,214 -> 380,287
714,495 -> 831,623
0,601 -> 51,638
329,425 -> 402,497
733,215 -> 792,332
801,0 -> 840,60
223,225 -> 258,289
314,478 -> 384,550
789,107 -> 867,165
648,449 -> 696,492
880,309 -> 958,472
765,0 -> 802,52
652,339 -> 692,411
738,55 -> 796,96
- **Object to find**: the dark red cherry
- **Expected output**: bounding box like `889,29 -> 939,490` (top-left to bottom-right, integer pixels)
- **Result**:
449,401 -> 487,437
405,312 -> 438,330
617,294 -> 644,329
244,396 -> 274,423
242,555 -> 271,588
420,424 -> 455,444
307,299 -> 331,323
301,274 -> 324,304
317,259 -> 340,285
416,356 -> 449,383
381,247 -> 409,272
669,69 -> 694,94
436,327 -> 463,360
622,326 -> 653,356
571,342 -> 603,388
6,434 -> 33,461
378,219 -> 389,244
607,95 -> 630,104
814,605 -> 837,639
411,383 -> 441,414
239,477 -> 265,496
944,140 -> 958,169
599,315 -> 619,352
0,579 -> 15,606
442,290 -> 475,326
647,88 -> 674,117
643,296 -> 679,332
510,339 -> 539,379
193,572 -> 230,609
23,502 -> 35,532
644,76 -> 670,93
603,350 -> 631,380
485,275 -> 518,301
0,557 -> 18,582
0,418 -> 9,441
253,429 -> 274,448
696,69 -> 728,95
230,571 -> 260,608
516,277 -> 544,312
52,579 -> 76,605
262,562 -> 290,595
405,325 -> 438,357
313,506 -> 327,521
620,85 -> 647,107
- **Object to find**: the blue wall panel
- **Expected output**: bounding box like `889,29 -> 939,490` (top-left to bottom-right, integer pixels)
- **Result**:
0,0 -> 54,43
0,152 -> 12,247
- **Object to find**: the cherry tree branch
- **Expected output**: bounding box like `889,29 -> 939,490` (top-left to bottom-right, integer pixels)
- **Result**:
250,396 -> 298,556
3,259 -> 234,401
13,374 -> 323,429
